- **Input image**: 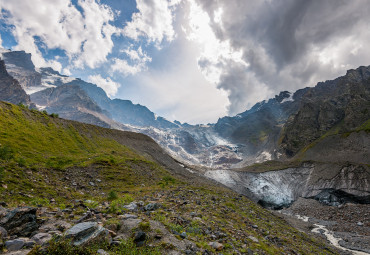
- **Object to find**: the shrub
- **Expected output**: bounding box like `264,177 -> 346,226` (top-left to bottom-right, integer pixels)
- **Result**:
0,145 -> 14,160
50,113 -> 59,118
158,175 -> 176,188
108,190 -> 118,201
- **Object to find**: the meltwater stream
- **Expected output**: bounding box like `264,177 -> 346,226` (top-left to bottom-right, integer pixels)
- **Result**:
295,215 -> 369,255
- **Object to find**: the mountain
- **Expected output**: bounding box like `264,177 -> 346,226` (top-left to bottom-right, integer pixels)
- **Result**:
30,84 -> 113,128
0,101 -> 338,254
69,78 -> 179,128
0,58 -> 31,105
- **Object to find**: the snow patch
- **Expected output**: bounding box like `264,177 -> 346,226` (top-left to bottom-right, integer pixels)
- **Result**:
281,92 -> 294,103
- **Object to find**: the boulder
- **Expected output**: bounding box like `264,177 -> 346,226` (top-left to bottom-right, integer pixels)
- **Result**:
64,222 -> 110,246
31,232 -> 53,246
0,207 -> 38,237
123,202 -> 138,211
118,214 -> 138,220
5,238 -> 35,251
144,203 -> 160,211
208,241 -> 223,251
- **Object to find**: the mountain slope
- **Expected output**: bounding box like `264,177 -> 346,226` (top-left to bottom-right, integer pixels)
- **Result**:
0,101 -> 338,254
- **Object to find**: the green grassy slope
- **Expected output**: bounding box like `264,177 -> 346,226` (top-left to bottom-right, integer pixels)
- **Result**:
0,101 -> 339,254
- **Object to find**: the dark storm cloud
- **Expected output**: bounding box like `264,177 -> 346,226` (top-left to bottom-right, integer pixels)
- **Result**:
197,0 -> 370,114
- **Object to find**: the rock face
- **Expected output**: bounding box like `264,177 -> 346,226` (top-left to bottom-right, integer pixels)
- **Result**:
0,59 -> 31,105
0,207 -> 39,237
1,50 -> 42,93
280,66 -> 370,157
64,222 -> 110,246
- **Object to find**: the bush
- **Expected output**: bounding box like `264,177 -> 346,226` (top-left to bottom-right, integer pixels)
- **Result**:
158,175 -> 176,188
0,145 -> 14,160
50,113 -> 59,118
108,190 -> 118,201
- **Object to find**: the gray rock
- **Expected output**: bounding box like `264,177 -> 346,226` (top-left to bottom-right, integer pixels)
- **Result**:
357,222 -> 364,226
208,241 -> 223,251
23,239 -> 36,248
0,207 -> 39,237
31,232 -> 52,246
118,214 -> 138,220
97,249 -> 109,255
144,203 -> 160,211
5,239 -> 26,251
180,232 -> 187,239
64,222 -> 110,246
248,236 -> 259,242
123,202 -> 138,211
0,226 -> 7,239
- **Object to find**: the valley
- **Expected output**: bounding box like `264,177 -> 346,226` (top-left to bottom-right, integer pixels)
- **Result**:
0,48 -> 369,254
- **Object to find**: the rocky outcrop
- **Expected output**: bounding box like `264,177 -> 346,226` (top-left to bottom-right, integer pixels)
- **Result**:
0,59 -> 31,105
0,207 -> 39,237
64,222 -> 110,246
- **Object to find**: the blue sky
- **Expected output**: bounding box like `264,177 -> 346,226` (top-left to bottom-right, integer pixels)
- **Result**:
1,0 -> 370,124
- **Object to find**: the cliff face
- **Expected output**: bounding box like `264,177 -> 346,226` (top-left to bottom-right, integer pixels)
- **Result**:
0,59 -> 31,105
1,51 -> 42,92
280,66 -> 370,157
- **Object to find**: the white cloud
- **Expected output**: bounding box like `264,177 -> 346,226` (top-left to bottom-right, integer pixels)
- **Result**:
112,45 -> 152,76
122,0 -> 179,46
0,0 -> 119,69
88,74 -> 120,97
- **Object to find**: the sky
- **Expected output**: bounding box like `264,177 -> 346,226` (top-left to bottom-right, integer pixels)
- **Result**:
0,0 -> 370,124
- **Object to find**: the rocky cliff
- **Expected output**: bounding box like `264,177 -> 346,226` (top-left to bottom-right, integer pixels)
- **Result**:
0,59 -> 31,105
1,50 -> 42,93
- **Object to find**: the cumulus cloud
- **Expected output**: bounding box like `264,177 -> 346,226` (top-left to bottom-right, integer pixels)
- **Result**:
191,0 -> 370,114
0,0 -> 119,69
111,45 -> 152,76
88,74 -> 120,97
123,0 -> 179,46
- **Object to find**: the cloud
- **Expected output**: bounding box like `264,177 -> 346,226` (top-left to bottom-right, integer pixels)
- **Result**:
0,0 -> 119,69
182,0 -> 250,115
122,0 -> 179,46
192,0 -> 370,114
111,45 -> 152,76
88,74 -> 120,97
